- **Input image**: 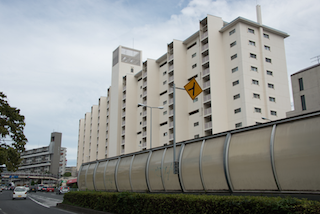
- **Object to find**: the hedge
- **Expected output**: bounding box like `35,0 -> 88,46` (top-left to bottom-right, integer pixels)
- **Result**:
63,191 -> 320,214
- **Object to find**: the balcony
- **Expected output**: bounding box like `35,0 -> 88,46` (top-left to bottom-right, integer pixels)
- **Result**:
202,55 -> 209,63
123,85 -> 126,91
203,81 -> 210,89
143,111 -> 147,116
121,139 -> 125,145
169,121 -> 173,128
204,107 -> 212,116
169,87 -> 173,94
143,72 -> 147,78
203,94 -> 211,102
143,91 -> 147,97
202,68 -> 210,76
142,131 -> 147,137
142,121 -> 147,127
122,111 -> 126,117
168,75 -> 174,83
168,65 -> 174,71
142,142 -> 147,147
202,43 -> 209,51
143,81 -> 147,88
169,98 -> 173,105
169,134 -> 174,140
201,31 -> 208,40
122,94 -> 126,100
121,130 -> 125,135
143,100 -> 147,105
169,110 -> 173,116
205,121 -> 212,129
168,54 -> 173,61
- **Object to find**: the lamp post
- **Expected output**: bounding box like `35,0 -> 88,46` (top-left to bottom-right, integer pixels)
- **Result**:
137,103 -> 163,149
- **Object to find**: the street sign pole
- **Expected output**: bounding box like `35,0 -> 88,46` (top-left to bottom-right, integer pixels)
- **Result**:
173,83 -> 177,174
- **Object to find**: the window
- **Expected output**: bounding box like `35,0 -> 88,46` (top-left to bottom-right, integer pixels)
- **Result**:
248,28 -> 255,34
233,80 -> 239,86
163,132 -> 168,136
235,122 -> 242,128
251,66 -> 258,72
193,97 -> 198,103
266,58 -> 272,63
250,53 -> 257,59
298,78 -> 304,91
230,41 -> 236,47
264,45 -> 270,51
163,111 -> 167,115
267,70 -> 273,76
270,110 -> 277,116
192,53 -> 196,58
189,109 -> 199,115
268,83 -> 274,89
231,54 -> 237,60
160,122 -> 167,126
234,108 -> 241,114
187,42 -> 197,50
194,122 -> 199,127
301,95 -> 306,110
194,134 -> 199,138
269,97 -> 276,102
131,68 -> 134,73
163,81 -> 167,85
233,94 -> 240,100
254,107 -> 261,113
232,67 -> 238,73
263,33 -> 269,39
163,100 -> 167,105
253,93 -> 260,99
192,63 -> 197,69
252,79 -> 259,85
249,40 -> 255,46
163,71 -> 167,75
229,29 -> 235,35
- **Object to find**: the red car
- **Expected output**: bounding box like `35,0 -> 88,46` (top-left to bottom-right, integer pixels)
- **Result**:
46,187 -> 55,192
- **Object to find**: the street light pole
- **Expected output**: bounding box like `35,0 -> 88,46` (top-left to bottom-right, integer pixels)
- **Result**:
138,103 -> 163,149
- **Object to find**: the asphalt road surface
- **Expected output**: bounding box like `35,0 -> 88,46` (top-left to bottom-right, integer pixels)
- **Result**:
0,190 -> 76,214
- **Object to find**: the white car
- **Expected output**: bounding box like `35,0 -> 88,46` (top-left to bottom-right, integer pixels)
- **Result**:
12,187 -> 27,200
24,185 -> 30,192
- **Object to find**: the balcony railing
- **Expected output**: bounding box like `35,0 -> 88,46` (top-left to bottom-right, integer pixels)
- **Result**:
203,81 -> 210,89
169,110 -> 173,116
168,54 -> 173,61
168,65 -> 174,71
201,31 -> 208,40
205,121 -> 212,129
143,72 -> 147,78
168,75 -> 174,83
143,81 -> 147,87
204,107 -> 212,116
202,68 -> 210,76
202,55 -> 209,63
202,43 -> 209,51
142,132 -> 147,137
203,94 -> 211,102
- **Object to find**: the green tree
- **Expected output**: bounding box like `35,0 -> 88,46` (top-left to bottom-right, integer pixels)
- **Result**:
63,172 -> 72,177
0,92 -> 27,172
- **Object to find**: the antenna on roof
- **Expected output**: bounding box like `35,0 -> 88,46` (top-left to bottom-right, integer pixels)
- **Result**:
310,55 -> 320,64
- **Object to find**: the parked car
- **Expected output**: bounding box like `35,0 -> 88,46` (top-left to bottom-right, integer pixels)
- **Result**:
37,184 -> 44,191
29,186 -> 37,192
41,186 -> 47,192
24,185 -> 30,192
46,187 -> 55,192
57,186 -> 70,195
12,187 -> 27,200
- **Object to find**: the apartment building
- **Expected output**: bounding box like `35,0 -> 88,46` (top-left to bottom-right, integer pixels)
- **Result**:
19,132 -> 66,176
287,63 -> 320,117
77,5 -> 291,169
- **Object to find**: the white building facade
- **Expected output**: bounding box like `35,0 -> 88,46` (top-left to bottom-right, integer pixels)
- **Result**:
77,6 -> 291,169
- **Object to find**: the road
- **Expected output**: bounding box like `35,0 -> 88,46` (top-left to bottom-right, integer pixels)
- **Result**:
0,190 -> 76,214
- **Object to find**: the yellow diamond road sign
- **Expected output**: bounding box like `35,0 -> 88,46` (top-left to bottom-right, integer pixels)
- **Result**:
184,78 -> 202,100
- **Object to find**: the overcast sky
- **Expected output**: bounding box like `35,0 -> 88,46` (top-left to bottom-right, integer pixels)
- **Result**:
1,0 -> 319,167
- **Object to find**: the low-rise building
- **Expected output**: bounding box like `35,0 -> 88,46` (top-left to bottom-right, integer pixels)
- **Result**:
287,64 -> 320,117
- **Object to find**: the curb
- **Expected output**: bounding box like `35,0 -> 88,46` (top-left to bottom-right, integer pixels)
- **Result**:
56,203 -> 115,214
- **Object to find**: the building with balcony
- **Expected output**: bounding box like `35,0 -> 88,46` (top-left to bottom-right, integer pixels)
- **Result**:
287,63 -> 320,117
18,132 -> 66,176
77,5 -> 291,169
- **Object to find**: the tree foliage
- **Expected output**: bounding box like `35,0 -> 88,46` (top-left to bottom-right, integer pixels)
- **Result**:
63,172 -> 72,177
0,92 -> 27,172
